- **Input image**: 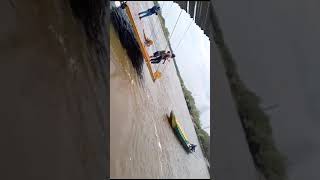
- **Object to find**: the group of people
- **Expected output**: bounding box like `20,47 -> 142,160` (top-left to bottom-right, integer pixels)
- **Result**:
120,1 -> 196,153
139,5 -> 175,64
150,50 -> 175,64
120,3 -> 176,64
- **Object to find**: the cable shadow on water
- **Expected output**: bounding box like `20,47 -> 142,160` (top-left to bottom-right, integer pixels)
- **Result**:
110,7 -> 144,80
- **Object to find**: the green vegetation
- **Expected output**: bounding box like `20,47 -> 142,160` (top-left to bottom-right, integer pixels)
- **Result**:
154,1 -> 210,163
210,5 -> 287,180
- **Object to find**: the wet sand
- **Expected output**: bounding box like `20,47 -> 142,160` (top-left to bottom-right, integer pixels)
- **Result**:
0,1 -> 106,179
110,1 -> 210,179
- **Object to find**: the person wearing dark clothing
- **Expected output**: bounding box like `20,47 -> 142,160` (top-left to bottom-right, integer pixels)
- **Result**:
119,1 -> 127,9
150,52 -> 175,64
150,56 -> 163,64
150,50 -> 168,58
138,5 -> 160,19
161,53 -> 175,64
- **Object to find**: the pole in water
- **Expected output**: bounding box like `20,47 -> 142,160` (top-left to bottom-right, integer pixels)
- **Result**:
153,71 -> 162,80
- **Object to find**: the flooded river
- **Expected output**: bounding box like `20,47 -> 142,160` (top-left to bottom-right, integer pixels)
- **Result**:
110,1 -> 210,179
1,0 -> 106,179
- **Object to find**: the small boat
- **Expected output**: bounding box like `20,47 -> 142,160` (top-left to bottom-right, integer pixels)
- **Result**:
167,110 -> 192,153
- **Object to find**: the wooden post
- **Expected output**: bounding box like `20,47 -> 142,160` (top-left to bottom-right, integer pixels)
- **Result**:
124,4 -> 157,82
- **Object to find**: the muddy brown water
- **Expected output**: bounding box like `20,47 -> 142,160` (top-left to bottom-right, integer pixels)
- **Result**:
1,0 -> 106,180
110,1 -> 210,179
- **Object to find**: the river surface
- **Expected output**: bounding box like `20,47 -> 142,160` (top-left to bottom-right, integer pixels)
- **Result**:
110,1 -> 210,179
1,0 -> 106,179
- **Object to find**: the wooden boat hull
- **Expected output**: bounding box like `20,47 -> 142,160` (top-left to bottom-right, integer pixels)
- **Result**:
168,111 -> 191,153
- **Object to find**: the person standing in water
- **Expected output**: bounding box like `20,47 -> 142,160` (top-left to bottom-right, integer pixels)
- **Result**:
150,51 -> 175,64
119,1 -> 127,9
143,30 -> 154,47
138,5 -> 160,19
150,50 -> 168,58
